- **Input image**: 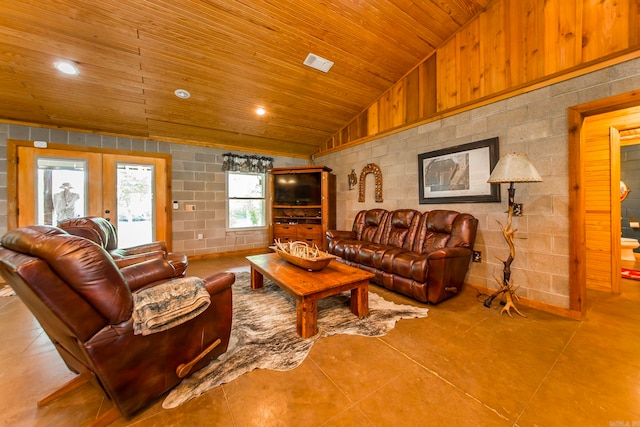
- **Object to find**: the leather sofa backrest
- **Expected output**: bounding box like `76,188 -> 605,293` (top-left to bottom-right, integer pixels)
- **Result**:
380,209 -> 421,249
58,216 -> 119,251
353,209 -> 389,243
413,210 -> 474,254
0,227 -> 107,343
1,225 -> 133,324
449,213 -> 479,249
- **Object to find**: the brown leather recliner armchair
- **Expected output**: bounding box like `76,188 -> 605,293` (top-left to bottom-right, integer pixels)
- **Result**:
58,216 -> 188,276
0,225 -> 234,425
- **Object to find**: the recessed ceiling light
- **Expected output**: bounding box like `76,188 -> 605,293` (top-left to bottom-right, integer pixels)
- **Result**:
255,107 -> 266,116
54,61 -> 79,76
174,89 -> 191,99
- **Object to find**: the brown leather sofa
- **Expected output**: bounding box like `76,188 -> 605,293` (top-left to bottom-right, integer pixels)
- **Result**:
58,216 -> 188,276
0,225 -> 234,424
326,209 -> 478,304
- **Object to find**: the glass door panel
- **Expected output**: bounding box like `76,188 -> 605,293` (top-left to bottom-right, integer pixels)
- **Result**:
36,157 -> 88,225
17,146 -> 102,227
102,153 -> 168,249
116,162 -> 155,248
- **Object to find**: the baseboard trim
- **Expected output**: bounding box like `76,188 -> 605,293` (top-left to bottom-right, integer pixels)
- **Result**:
187,247 -> 271,261
466,283 -> 583,321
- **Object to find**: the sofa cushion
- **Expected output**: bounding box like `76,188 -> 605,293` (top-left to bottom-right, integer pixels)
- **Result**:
380,209 -> 421,248
356,209 -> 389,243
413,210 -> 459,254
329,209 -> 388,261
390,251 -> 428,282
361,209 -> 420,271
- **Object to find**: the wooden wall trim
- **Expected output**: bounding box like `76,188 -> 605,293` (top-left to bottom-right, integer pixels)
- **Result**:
318,0 -> 640,157
316,49 -> 640,157
568,107 -> 587,317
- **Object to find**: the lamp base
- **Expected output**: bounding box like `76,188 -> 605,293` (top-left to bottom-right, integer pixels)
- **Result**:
483,183 -> 526,318
483,283 -> 526,318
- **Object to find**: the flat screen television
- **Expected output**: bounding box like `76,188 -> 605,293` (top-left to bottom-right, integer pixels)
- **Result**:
273,172 -> 322,205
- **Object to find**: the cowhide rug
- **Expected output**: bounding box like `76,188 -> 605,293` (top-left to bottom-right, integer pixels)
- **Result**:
163,271 -> 429,409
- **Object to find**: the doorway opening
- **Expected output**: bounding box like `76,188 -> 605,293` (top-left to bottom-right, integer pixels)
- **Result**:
568,90 -> 640,318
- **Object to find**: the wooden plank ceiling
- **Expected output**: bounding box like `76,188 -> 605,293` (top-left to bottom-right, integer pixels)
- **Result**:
0,0 -> 490,157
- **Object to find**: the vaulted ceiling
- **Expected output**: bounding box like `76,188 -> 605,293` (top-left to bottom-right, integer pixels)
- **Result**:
0,0 -> 492,157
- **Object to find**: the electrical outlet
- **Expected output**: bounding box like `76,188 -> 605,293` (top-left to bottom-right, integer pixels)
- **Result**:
472,251 -> 482,263
185,204 -> 196,211
513,203 -> 523,216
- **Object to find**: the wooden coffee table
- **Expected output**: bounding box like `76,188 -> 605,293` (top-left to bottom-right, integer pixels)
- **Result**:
246,253 -> 374,338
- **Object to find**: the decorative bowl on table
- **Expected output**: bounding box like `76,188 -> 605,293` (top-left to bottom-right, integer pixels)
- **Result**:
272,240 -> 337,271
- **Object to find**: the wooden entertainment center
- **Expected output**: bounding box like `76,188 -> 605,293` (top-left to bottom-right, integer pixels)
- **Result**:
269,165 -> 336,249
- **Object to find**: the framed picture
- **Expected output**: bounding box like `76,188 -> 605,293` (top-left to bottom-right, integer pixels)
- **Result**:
418,137 -> 500,204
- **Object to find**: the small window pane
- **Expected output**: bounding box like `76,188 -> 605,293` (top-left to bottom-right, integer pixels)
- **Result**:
117,163 -> 154,248
36,157 -> 87,225
228,172 -> 264,198
228,199 -> 265,228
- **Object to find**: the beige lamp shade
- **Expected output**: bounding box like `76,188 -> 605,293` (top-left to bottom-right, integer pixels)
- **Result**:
487,153 -> 542,184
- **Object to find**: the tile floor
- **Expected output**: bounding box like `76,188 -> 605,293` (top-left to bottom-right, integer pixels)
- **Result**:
0,254 -> 639,426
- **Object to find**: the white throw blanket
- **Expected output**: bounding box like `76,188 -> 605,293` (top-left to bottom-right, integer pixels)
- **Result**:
132,277 -> 210,336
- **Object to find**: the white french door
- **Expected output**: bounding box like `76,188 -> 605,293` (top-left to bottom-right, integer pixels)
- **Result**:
16,145 -> 169,248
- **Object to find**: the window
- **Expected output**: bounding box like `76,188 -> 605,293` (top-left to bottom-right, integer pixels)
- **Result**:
227,171 -> 266,229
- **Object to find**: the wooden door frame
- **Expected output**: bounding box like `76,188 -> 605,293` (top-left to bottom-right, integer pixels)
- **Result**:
7,140 -> 173,249
610,127 -> 622,295
568,90 -> 640,319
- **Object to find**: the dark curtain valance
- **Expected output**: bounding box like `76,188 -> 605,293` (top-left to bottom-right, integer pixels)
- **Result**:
222,153 -> 273,173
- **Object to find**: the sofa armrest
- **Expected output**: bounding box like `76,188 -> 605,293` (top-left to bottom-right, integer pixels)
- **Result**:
424,247 -> 473,303
112,241 -> 167,257
121,258 -> 177,292
326,230 -> 356,240
425,247 -> 473,260
113,250 -> 167,269
202,271 -> 235,295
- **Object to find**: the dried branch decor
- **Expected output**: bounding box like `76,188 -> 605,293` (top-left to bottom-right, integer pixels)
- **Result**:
273,240 -> 336,271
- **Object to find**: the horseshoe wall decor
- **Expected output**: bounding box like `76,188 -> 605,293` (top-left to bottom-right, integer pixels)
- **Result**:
358,163 -> 383,203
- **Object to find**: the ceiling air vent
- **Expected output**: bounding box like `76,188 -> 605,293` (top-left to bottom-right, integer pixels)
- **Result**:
303,53 -> 334,73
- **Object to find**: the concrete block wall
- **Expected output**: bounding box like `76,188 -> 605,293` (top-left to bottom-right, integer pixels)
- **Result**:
315,56 -> 640,310
0,125 -> 307,256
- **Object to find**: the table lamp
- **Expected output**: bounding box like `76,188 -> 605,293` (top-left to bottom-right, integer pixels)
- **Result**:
484,153 -> 542,317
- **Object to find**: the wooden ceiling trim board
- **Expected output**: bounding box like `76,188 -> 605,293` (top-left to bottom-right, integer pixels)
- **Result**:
366,1 -> 459,48
137,62 -> 368,122
139,74 -> 359,124
0,0 -> 507,157
0,30 -> 142,77
143,105 -> 333,145
402,0 -> 490,27
141,49 -> 383,114
196,0 -> 433,61
134,10 -> 411,88
0,4 -> 140,55
141,96 -> 337,133
248,0 -> 442,59
136,45 -> 380,107
146,119 -> 316,154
